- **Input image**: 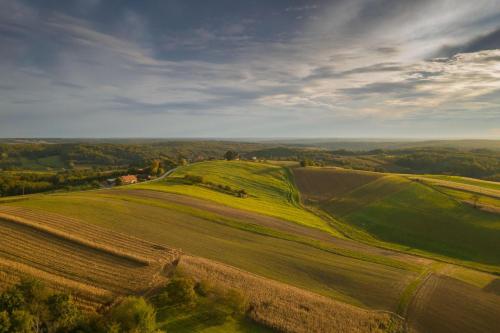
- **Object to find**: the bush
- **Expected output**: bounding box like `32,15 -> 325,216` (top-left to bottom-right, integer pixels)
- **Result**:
47,293 -> 80,331
0,287 -> 24,313
237,189 -> 248,198
224,151 -> 239,161
164,278 -> 196,306
0,311 -> 10,333
107,296 -> 157,333
9,310 -> 35,333
217,289 -> 247,317
194,281 -> 212,297
183,174 -> 204,184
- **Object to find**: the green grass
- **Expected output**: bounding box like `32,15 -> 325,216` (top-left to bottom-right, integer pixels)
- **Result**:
156,298 -> 273,333
134,161 -> 337,235
438,187 -> 500,207
326,177 -> 500,272
424,174 -> 500,191
5,191 -> 418,311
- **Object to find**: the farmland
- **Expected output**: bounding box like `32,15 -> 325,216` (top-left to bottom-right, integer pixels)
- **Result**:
292,167 -> 500,273
1,159 -> 499,332
0,206 -> 179,309
406,274 -> 500,333
2,190 -> 420,311
134,161 -> 337,234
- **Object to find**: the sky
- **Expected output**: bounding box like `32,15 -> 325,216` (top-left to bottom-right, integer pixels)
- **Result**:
1,0 -> 500,138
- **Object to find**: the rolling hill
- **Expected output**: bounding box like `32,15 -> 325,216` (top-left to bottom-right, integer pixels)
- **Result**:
292,167 -> 500,273
1,160 -> 499,332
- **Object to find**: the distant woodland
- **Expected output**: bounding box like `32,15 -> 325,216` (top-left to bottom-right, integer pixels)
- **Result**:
1,139 -> 499,197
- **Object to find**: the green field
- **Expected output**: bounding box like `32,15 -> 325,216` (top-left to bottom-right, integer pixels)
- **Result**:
293,168 -> 500,273
6,190 -> 418,311
424,174 -> 500,191
134,161 -> 337,235
2,159 -> 500,332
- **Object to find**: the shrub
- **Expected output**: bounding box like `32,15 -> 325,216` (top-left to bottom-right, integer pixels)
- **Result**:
224,151 -> 239,161
17,278 -> 49,306
107,296 -> 157,333
0,311 -> 10,333
162,278 -> 196,306
47,293 -> 80,331
0,287 -> 24,313
183,174 -> 204,184
237,189 -> 248,198
9,310 -> 35,333
194,280 -> 212,297
217,289 -> 247,317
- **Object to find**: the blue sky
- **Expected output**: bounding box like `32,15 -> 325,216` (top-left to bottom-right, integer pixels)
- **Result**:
1,0 -> 500,138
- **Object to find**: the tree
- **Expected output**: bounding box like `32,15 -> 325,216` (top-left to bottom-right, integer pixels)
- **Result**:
115,177 -> 123,186
0,311 -> 10,333
150,160 -> 161,176
0,287 -> 24,313
46,293 -> 80,332
300,159 -> 313,167
224,151 -> 239,161
162,278 -> 196,306
9,310 -> 35,333
107,297 -> 157,333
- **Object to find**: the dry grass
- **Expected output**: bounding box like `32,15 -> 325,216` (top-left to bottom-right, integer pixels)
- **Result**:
0,206 -> 180,307
179,255 -> 404,333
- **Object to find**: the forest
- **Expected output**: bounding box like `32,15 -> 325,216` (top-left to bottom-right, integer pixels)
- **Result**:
1,140 -> 499,197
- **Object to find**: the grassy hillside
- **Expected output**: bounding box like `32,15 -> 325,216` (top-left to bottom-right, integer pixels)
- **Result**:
2,160 -> 499,332
3,191 -> 419,311
423,174 -> 500,191
292,167 -> 500,273
0,204 -> 406,333
135,161 -> 337,235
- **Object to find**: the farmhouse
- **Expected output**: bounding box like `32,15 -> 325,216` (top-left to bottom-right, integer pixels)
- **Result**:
119,175 -> 138,184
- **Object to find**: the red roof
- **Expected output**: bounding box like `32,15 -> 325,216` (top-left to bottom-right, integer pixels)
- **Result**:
120,175 -> 137,182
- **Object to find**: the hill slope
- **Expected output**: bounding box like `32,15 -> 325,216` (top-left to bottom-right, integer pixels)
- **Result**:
135,161 -> 337,235
292,167 -> 500,273
2,160 -> 500,332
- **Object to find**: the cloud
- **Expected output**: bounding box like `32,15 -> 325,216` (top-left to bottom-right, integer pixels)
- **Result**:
0,0 -> 500,138
438,27 -> 500,57
285,5 -> 319,12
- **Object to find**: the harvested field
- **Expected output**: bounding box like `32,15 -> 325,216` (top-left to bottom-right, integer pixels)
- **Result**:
179,255 -> 404,333
0,206 -> 179,305
292,167 -> 382,202
406,274 -> 500,333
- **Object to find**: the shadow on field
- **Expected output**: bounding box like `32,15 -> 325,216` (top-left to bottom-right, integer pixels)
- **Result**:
483,278 -> 500,295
